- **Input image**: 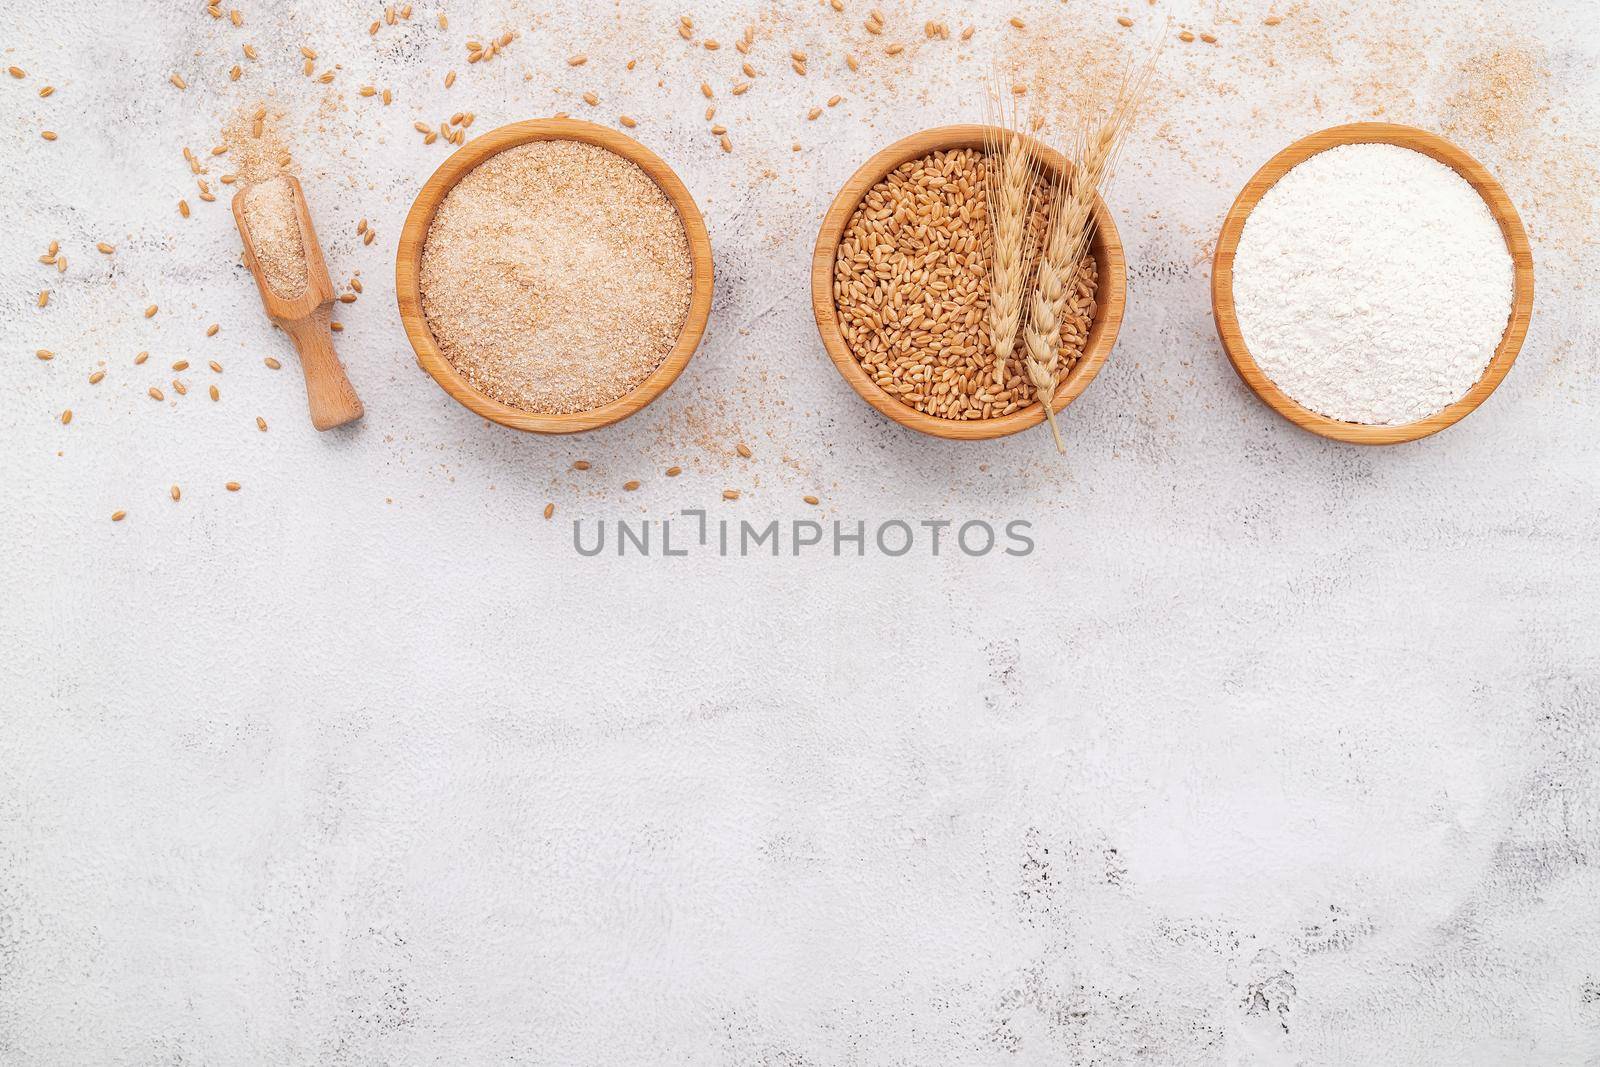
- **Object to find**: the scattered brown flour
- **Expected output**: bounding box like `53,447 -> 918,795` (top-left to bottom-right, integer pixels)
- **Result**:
419,139 -> 692,415
221,103 -> 293,185
242,177 -> 309,298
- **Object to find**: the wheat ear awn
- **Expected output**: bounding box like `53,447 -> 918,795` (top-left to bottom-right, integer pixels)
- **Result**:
1022,48 -> 1158,453
983,82 -> 1040,389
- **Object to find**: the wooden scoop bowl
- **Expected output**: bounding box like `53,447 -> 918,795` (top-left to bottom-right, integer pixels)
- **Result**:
232,175 -> 363,430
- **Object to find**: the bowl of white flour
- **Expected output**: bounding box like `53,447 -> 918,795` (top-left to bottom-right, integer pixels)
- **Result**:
1212,123 -> 1534,445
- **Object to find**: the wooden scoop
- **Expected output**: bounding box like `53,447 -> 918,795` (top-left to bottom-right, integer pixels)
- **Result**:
232,175 -> 363,430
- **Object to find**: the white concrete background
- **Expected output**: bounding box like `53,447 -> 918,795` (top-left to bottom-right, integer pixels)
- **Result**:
3,0 -> 1598,1063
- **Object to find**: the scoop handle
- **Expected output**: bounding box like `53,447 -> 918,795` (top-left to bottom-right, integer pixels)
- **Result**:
283,313 -> 363,430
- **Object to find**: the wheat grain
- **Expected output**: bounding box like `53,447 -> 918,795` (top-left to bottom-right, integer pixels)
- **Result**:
833,147 -> 1094,423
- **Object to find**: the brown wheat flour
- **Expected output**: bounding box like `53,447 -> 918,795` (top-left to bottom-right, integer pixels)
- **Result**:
419,140 -> 692,414
242,177 -> 308,298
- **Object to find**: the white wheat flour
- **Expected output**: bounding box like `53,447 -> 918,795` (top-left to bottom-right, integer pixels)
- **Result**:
1231,142 -> 1514,426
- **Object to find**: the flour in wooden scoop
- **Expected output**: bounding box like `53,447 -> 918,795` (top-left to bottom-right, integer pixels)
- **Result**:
242,177 -> 308,299
225,105 -> 308,299
419,139 -> 693,415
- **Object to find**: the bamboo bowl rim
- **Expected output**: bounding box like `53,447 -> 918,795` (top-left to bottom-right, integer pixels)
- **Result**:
1211,122 -> 1534,445
395,118 -> 714,434
810,124 -> 1127,441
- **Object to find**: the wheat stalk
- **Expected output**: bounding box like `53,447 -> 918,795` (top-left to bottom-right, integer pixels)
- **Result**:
1022,50 -> 1159,453
983,83 -> 1039,389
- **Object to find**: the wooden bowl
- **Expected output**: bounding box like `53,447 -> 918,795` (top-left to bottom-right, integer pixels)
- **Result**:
1212,122 -> 1534,445
396,118 -> 714,434
810,125 -> 1127,441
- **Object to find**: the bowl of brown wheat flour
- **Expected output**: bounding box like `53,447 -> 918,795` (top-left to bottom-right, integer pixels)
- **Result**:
397,118 -> 713,433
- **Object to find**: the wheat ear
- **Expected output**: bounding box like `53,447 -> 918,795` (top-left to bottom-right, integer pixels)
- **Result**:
1022,53 -> 1157,453
983,87 -> 1038,389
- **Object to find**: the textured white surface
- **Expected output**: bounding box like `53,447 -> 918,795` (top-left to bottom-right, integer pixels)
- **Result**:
3,1 -> 1599,1064
1233,143 -> 1515,425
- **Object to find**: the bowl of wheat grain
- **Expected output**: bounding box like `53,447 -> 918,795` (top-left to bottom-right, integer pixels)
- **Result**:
811,124 -> 1126,443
